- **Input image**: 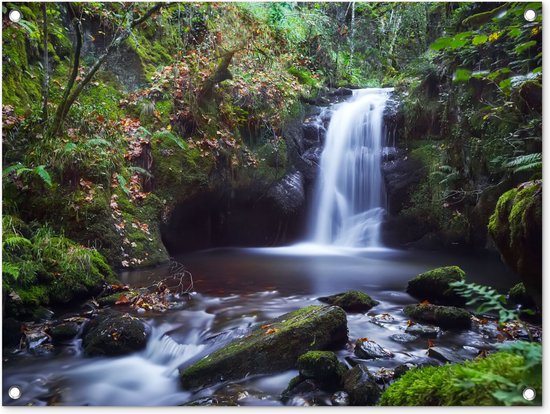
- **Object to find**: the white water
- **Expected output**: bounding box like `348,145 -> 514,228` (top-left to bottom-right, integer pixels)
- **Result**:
310,88 -> 393,247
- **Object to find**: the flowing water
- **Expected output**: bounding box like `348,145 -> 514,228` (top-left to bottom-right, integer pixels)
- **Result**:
2,89 -> 522,406
311,88 -> 392,247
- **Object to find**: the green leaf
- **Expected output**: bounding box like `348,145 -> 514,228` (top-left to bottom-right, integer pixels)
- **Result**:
116,174 -> 131,197
430,36 -> 453,51
128,166 -> 153,178
3,163 -> 26,177
507,27 -> 522,38
85,138 -> 111,147
499,78 -> 512,90
472,35 -> 488,45
2,262 -> 21,280
34,165 -> 52,187
63,142 -> 78,152
453,68 -> 472,83
533,66 -> 542,74
515,40 -> 537,54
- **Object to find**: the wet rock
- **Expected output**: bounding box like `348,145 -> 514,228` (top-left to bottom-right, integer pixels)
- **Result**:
507,282 -> 537,310
393,363 -> 416,379
427,346 -> 466,364
404,304 -> 471,329
302,123 -> 325,147
342,365 -> 381,406
354,338 -> 394,360
318,290 -> 379,313
406,266 -> 466,306
382,153 -> 424,216
32,306 -> 55,322
297,351 -> 347,384
48,322 -> 80,343
184,397 -> 238,406
329,87 -> 353,97
82,312 -> 150,356
300,147 -> 323,181
393,358 -> 441,379
488,181 -> 542,307
180,305 -> 348,389
24,329 -> 51,354
96,289 -> 140,307
389,333 -> 419,343
267,171 -> 305,216
404,323 -> 440,338
331,391 -> 350,406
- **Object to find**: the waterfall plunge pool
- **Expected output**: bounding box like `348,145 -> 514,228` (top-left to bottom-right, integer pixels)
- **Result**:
3,246 -> 520,406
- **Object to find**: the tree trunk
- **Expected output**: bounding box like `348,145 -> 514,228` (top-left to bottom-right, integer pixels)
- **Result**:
48,3 -> 166,137
41,3 -> 49,122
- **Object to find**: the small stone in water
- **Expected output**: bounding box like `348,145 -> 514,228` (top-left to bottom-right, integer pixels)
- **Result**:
389,333 -> 419,343
331,391 -> 349,406
354,338 -> 394,360
136,307 -> 146,314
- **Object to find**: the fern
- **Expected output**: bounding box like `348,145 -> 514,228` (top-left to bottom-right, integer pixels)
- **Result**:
34,165 -> 52,187
2,261 -> 21,280
153,131 -> 187,150
505,153 -> 542,174
116,174 -> 131,197
128,166 -> 154,178
85,138 -> 112,147
3,163 -> 31,177
2,235 -> 32,252
449,280 -> 518,322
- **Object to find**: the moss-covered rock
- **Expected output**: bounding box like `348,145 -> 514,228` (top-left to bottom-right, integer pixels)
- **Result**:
297,351 -> 347,383
379,350 -> 541,406
342,365 -> 381,406
82,313 -> 150,356
48,322 -> 81,343
488,181 -> 542,307
179,305 -> 348,389
318,290 -> 379,313
507,283 -> 537,310
403,304 -> 471,329
406,266 -> 466,306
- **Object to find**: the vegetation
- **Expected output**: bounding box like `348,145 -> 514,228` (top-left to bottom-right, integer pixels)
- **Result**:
379,342 -> 542,406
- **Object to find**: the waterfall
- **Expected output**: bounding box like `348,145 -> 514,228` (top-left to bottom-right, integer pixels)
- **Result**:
310,88 -> 392,247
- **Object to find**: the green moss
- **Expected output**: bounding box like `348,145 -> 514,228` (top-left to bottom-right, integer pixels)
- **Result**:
180,305 -> 348,389
406,266 -> 466,306
404,303 -> 471,329
297,351 -> 347,382
319,290 -> 379,312
379,351 -> 538,406
507,283 -> 536,310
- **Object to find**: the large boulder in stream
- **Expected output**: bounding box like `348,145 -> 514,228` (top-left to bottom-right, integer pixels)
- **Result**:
179,305 -> 348,389
406,266 -> 466,306
82,312 -> 150,356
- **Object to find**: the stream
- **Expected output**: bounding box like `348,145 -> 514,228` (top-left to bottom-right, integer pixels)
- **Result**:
2,246 -> 520,406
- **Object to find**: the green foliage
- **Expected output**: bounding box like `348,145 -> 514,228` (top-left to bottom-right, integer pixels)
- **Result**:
2,216 -> 116,310
379,348 -> 541,406
449,280 -> 518,322
504,153 -> 542,174
3,163 -> 53,188
153,131 -> 187,150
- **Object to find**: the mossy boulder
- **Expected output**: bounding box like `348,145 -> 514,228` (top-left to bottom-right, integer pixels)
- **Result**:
318,290 -> 379,313
379,349 -> 541,406
406,266 -> 466,306
342,365 -> 381,406
507,283 -> 536,310
488,181 -> 542,307
297,351 -> 347,383
404,304 -> 471,329
48,322 -> 81,343
180,305 -> 348,389
82,313 -> 150,356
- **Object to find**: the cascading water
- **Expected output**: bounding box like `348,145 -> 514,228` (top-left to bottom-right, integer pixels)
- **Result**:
310,88 -> 393,247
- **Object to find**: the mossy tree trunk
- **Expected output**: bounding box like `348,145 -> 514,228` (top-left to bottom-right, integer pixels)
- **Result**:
48,3 -> 167,137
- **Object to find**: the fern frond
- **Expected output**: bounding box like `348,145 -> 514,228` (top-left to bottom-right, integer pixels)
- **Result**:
34,165 -> 53,187
85,138 -> 112,147
2,261 -> 21,280
505,153 -> 542,174
128,166 -> 154,178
